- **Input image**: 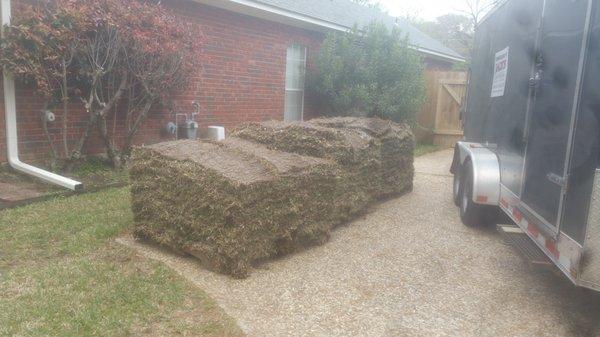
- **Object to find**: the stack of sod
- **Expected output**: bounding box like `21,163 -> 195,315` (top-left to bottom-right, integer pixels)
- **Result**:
232,117 -> 414,200
131,117 -> 414,278
311,117 -> 415,197
130,138 -> 369,278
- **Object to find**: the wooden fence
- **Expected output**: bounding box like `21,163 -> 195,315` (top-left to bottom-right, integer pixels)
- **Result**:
416,70 -> 467,148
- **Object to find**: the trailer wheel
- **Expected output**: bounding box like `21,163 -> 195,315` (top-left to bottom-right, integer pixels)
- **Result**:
459,162 -> 493,227
452,168 -> 462,206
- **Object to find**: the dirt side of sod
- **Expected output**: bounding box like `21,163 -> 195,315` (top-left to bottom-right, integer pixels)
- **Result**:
130,117 -> 414,278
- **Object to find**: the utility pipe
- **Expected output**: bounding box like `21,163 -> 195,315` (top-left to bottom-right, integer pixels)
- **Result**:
2,0 -> 82,191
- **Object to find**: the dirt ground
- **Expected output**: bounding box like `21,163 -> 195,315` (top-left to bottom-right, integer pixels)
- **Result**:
119,149 -> 600,337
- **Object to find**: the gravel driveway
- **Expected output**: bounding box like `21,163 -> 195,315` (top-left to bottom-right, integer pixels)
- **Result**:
119,149 -> 600,337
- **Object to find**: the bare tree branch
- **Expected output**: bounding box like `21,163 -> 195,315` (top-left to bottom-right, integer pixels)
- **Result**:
457,0 -> 499,26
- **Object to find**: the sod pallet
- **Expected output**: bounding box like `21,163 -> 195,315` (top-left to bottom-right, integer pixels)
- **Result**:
130,138 -> 368,278
131,117 -> 414,278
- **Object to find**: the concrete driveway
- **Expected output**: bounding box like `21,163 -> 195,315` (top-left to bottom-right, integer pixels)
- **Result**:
120,149 -> 600,337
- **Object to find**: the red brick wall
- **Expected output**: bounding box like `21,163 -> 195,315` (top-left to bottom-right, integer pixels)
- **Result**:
0,0 -> 324,163
0,0 -> 457,164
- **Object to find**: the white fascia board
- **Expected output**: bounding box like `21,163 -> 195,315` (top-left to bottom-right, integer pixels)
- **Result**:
414,47 -> 466,63
228,0 -> 348,31
194,0 -> 347,32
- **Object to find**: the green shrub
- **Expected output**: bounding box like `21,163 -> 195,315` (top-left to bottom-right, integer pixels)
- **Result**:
309,22 -> 426,123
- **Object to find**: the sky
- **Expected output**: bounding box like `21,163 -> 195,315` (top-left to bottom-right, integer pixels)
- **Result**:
376,0 -> 472,21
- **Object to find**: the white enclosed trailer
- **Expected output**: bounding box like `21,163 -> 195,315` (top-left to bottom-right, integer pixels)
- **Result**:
452,0 -> 600,291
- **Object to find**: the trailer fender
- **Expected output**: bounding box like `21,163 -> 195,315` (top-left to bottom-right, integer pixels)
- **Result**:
453,142 -> 500,206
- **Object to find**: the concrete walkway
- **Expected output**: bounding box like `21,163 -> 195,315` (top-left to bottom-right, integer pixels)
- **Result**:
119,149 -> 600,337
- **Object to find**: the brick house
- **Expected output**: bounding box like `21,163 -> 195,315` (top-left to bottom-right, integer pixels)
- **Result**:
0,0 -> 464,164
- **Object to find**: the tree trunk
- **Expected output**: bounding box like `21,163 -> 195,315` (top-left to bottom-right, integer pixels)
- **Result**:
64,112 -> 98,172
65,71 -> 102,172
95,74 -> 129,169
65,72 -> 127,172
98,115 -> 122,169
40,103 -> 59,168
121,99 -> 154,157
61,60 -> 70,158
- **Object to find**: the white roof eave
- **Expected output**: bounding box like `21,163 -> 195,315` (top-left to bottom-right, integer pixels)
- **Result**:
193,0 -> 466,63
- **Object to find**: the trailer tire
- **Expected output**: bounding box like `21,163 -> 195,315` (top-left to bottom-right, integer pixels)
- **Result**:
459,161 -> 494,227
453,168 -> 462,206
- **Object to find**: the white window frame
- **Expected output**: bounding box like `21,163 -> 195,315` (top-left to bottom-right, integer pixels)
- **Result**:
284,44 -> 307,122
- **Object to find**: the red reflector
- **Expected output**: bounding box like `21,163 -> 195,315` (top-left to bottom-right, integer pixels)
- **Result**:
513,209 -> 523,222
546,240 -> 560,258
476,196 -> 488,203
528,223 -> 540,238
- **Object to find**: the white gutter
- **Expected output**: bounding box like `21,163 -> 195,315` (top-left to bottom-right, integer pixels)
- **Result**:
1,0 -> 83,191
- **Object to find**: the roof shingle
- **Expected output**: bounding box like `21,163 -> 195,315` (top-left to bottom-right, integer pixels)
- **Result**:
253,0 -> 465,61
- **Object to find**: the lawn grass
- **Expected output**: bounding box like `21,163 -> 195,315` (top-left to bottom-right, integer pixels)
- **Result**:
69,156 -> 130,189
414,144 -> 442,157
0,188 -> 243,337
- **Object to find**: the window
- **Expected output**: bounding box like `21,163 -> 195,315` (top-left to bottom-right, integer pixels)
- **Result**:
284,44 -> 307,121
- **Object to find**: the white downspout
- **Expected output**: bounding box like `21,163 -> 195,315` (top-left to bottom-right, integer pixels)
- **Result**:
2,0 -> 82,191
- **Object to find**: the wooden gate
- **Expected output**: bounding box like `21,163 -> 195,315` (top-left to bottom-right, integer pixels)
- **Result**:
416,71 -> 467,147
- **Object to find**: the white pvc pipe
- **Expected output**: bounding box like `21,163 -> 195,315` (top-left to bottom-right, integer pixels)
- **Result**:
2,0 -> 82,191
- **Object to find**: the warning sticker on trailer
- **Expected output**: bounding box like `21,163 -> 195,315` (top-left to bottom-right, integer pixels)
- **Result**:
491,47 -> 509,97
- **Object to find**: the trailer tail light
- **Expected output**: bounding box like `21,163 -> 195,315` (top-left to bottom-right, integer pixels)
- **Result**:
476,195 -> 488,203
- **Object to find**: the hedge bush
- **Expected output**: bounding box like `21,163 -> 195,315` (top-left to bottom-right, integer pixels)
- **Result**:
309,22 -> 426,123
